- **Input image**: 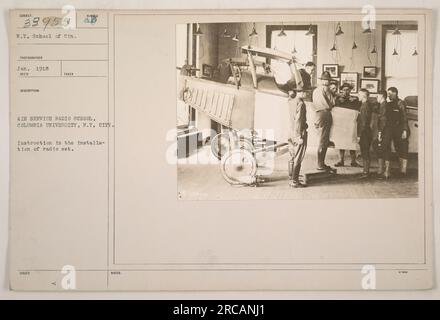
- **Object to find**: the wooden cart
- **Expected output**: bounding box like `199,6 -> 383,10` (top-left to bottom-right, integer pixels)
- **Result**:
178,47 -> 364,186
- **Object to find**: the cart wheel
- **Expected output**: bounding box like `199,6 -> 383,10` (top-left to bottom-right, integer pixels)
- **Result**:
211,133 -> 255,160
220,149 -> 257,186
211,132 -> 232,160
238,139 -> 255,153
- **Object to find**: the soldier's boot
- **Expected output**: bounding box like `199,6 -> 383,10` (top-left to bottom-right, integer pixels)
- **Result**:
316,149 -> 324,170
289,161 -> 306,188
350,151 -> 361,167
377,158 -> 384,176
334,150 -> 345,167
323,147 -> 336,172
290,173 -> 306,188
317,148 -> 334,172
377,158 -> 385,180
288,160 -> 294,180
400,158 -> 408,176
360,160 -> 370,179
383,160 -> 391,180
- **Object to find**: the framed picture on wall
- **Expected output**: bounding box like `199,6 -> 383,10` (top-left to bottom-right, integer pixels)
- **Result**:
340,72 -> 359,93
202,63 -> 213,79
360,79 -> 380,93
363,66 -> 378,78
322,64 -> 339,78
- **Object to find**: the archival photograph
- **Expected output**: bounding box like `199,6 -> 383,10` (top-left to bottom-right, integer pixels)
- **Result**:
6,8 -> 433,293
176,20 -> 420,200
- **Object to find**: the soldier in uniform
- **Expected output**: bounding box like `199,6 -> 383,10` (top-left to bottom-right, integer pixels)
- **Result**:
312,71 -> 336,172
380,87 -> 410,179
374,91 -> 388,178
275,61 -> 315,98
334,83 -> 361,167
299,62 -> 315,90
287,86 -> 308,188
357,89 -> 374,178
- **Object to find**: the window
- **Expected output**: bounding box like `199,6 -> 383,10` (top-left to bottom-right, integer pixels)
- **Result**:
383,25 -> 418,99
266,25 -> 317,85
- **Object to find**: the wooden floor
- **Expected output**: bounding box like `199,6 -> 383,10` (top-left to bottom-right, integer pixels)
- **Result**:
177,146 -> 419,200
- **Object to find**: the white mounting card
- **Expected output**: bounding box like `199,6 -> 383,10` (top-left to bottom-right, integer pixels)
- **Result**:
9,9 -> 433,291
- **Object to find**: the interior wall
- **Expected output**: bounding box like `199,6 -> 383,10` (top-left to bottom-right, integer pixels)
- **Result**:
196,23 -> 219,76
317,21 -> 382,82
201,21 -> 418,95
217,22 -> 383,85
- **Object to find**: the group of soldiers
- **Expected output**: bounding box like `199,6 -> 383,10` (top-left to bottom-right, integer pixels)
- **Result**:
287,69 -> 410,188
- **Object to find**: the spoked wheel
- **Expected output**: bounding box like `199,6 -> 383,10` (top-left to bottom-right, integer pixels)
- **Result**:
211,132 -> 232,160
238,139 -> 255,153
220,149 -> 258,186
211,132 -> 255,160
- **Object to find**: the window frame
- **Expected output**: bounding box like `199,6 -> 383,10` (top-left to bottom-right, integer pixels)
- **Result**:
381,24 -> 418,90
266,24 -> 318,84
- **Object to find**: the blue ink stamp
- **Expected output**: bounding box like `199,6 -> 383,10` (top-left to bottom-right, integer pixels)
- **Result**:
84,14 -> 98,25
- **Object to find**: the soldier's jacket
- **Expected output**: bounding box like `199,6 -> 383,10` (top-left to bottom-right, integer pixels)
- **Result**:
312,86 -> 334,111
288,96 -> 308,142
379,98 -> 409,132
335,94 -> 360,111
357,101 -> 374,136
377,101 -> 388,133
357,99 -> 384,136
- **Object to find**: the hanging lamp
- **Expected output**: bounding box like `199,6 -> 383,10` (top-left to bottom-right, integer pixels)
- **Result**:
392,22 -> 401,35
412,32 -> 418,56
221,28 -> 231,38
352,22 -> 358,49
278,23 -> 287,37
392,22 -> 401,57
305,24 -> 315,36
335,22 -> 344,36
194,23 -> 203,36
249,23 -> 258,37
363,20 -> 372,34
